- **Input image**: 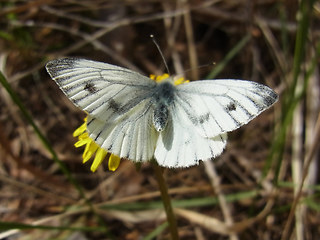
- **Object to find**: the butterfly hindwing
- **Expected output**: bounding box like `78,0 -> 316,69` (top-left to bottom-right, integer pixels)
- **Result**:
86,98 -> 159,161
154,105 -> 228,167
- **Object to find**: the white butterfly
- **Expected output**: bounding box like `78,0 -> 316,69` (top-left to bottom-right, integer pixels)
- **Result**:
46,58 -> 278,168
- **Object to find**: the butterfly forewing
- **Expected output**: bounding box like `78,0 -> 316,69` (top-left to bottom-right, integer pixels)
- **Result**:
46,58 -> 157,123
175,80 -> 278,138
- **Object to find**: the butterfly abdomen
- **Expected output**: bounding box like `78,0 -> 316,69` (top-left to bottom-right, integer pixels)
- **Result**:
152,81 -> 176,132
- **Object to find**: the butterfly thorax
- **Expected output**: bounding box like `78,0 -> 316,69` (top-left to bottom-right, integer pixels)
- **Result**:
152,81 -> 176,132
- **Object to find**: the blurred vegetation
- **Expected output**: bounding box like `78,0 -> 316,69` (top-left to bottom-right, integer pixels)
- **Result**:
0,1 -> 319,239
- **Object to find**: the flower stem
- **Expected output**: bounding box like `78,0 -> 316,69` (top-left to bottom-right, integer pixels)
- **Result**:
152,161 -> 179,240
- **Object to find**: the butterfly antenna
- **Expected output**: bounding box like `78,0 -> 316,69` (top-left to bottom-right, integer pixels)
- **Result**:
184,62 -> 216,74
150,34 -> 170,75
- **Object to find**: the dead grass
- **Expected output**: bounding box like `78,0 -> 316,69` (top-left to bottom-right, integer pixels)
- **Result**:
0,0 -> 319,239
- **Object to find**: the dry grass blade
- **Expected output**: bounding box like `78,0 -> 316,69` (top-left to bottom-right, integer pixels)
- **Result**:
175,208 -> 230,235
204,161 -> 238,240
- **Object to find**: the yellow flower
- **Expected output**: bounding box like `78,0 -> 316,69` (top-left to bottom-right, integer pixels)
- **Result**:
73,118 -> 121,172
149,74 -> 189,84
73,74 -> 188,172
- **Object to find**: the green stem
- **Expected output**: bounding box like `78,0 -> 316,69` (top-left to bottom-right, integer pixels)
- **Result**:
152,161 -> 179,240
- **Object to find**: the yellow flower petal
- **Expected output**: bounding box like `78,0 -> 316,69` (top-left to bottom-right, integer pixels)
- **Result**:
73,119 -> 87,137
108,154 -> 121,171
74,133 -> 91,147
156,74 -> 169,82
150,73 -> 170,83
83,141 -> 98,163
90,147 -> 108,172
149,74 -> 156,80
74,139 -> 88,148
174,77 -> 189,85
78,132 -> 89,141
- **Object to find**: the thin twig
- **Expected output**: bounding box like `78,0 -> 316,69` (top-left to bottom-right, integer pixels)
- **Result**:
204,161 -> 239,240
183,1 -> 199,80
291,101 -> 304,240
162,1 -> 184,76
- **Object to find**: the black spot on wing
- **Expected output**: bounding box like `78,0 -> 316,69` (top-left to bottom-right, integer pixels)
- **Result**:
226,102 -> 236,112
108,99 -> 121,112
199,113 -> 210,124
84,82 -> 97,93
224,95 -> 254,119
